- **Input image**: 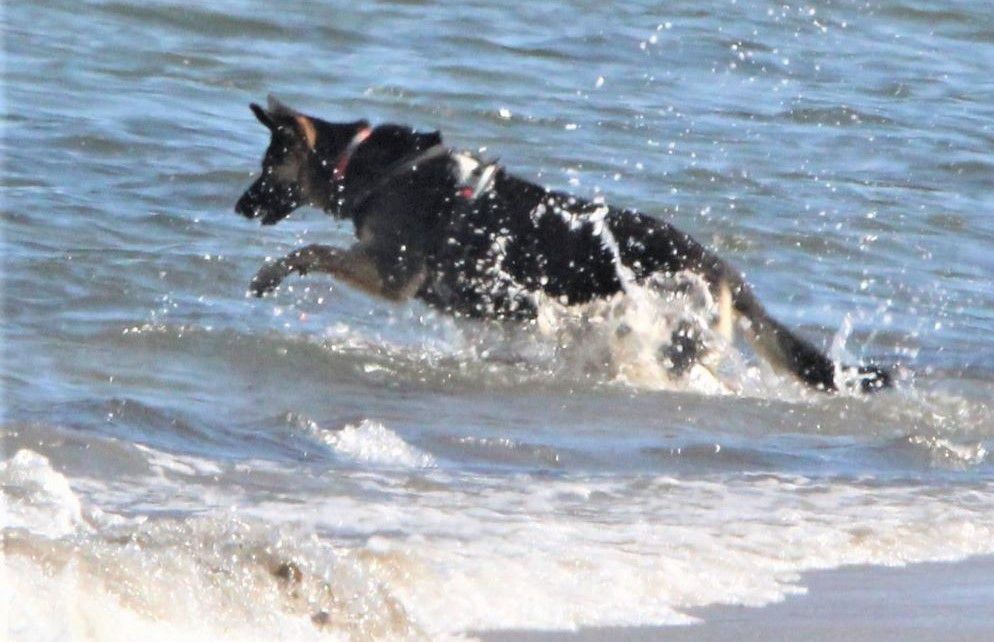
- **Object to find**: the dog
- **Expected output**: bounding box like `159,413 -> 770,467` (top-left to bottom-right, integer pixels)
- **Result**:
235,96 -> 891,393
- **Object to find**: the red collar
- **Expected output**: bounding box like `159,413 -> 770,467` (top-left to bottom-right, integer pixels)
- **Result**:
333,126 -> 373,179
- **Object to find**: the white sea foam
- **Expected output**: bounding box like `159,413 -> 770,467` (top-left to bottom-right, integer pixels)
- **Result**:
0,449 -> 87,538
5,446 -> 994,641
3,519 -> 425,642
289,472 -> 994,634
907,434 -> 988,468
314,419 -> 437,469
134,443 -> 225,477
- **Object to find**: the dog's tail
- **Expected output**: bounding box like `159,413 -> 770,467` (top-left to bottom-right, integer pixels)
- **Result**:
713,271 -> 891,393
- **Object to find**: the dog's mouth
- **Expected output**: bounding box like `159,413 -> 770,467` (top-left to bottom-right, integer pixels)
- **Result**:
234,191 -> 259,219
235,179 -> 299,225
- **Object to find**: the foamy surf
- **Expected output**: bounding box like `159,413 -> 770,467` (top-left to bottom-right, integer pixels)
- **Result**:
5,445 -> 994,641
1,449 -> 87,538
313,419 -> 437,469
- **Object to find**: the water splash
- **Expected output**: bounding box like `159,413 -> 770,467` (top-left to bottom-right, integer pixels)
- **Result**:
311,419 -> 437,469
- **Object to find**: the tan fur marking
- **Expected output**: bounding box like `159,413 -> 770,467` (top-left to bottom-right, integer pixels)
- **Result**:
295,115 -> 317,149
254,243 -> 425,303
716,278 -> 734,342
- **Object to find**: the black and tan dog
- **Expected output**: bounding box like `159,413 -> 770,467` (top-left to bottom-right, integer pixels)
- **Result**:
236,96 -> 890,392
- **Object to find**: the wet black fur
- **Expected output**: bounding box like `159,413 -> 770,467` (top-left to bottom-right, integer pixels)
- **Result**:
236,98 -> 891,393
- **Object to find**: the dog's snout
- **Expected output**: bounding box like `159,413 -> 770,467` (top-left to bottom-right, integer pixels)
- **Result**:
235,176 -> 297,226
235,189 -> 260,219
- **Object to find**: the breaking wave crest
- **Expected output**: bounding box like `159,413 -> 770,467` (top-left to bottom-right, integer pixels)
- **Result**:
5,447 -> 994,641
311,419 -> 437,469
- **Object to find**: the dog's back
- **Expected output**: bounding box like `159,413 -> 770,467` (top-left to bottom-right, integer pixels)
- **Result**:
407,157 -> 890,392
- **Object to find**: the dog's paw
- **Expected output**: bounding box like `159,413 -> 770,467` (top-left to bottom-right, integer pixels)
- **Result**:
250,261 -> 292,297
856,365 -> 892,393
838,364 -> 893,393
663,321 -> 702,376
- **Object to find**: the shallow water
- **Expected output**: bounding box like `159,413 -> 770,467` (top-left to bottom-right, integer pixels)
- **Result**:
3,0 -> 994,640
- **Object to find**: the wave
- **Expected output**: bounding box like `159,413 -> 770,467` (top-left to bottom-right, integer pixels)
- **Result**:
311,419 -> 437,469
5,448 -> 994,640
63,288 -> 994,464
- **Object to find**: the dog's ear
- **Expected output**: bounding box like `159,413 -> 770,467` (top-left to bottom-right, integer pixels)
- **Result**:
258,95 -> 318,148
249,95 -> 297,131
250,103 -> 275,130
266,94 -> 298,118
293,114 -> 318,149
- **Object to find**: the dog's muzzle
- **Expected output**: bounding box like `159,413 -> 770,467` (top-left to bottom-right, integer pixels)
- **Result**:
235,177 -> 299,225
235,187 -> 260,219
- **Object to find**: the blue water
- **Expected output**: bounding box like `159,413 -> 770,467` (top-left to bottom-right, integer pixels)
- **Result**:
3,1 -> 994,639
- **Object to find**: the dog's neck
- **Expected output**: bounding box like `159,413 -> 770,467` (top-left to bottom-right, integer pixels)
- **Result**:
307,126 -> 502,221
332,127 -> 373,179
310,125 -> 441,217
339,143 -> 451,217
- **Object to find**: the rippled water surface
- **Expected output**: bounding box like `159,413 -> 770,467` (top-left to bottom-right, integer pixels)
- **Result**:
3,1 -> 994,640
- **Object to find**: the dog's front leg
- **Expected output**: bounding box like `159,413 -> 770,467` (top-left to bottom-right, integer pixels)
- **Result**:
250,243 -> 424,301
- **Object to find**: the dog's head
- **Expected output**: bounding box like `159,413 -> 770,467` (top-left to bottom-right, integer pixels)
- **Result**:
235,96 -> 370,225
236,96 -> 443,224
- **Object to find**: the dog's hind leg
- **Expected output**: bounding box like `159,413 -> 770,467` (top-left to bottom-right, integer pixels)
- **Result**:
726,276 -> 891,392
250,243 -> 424,301
607,213 -> 889,392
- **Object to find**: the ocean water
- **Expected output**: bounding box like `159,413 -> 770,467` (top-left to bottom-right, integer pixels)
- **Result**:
3,0 -> 994,640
